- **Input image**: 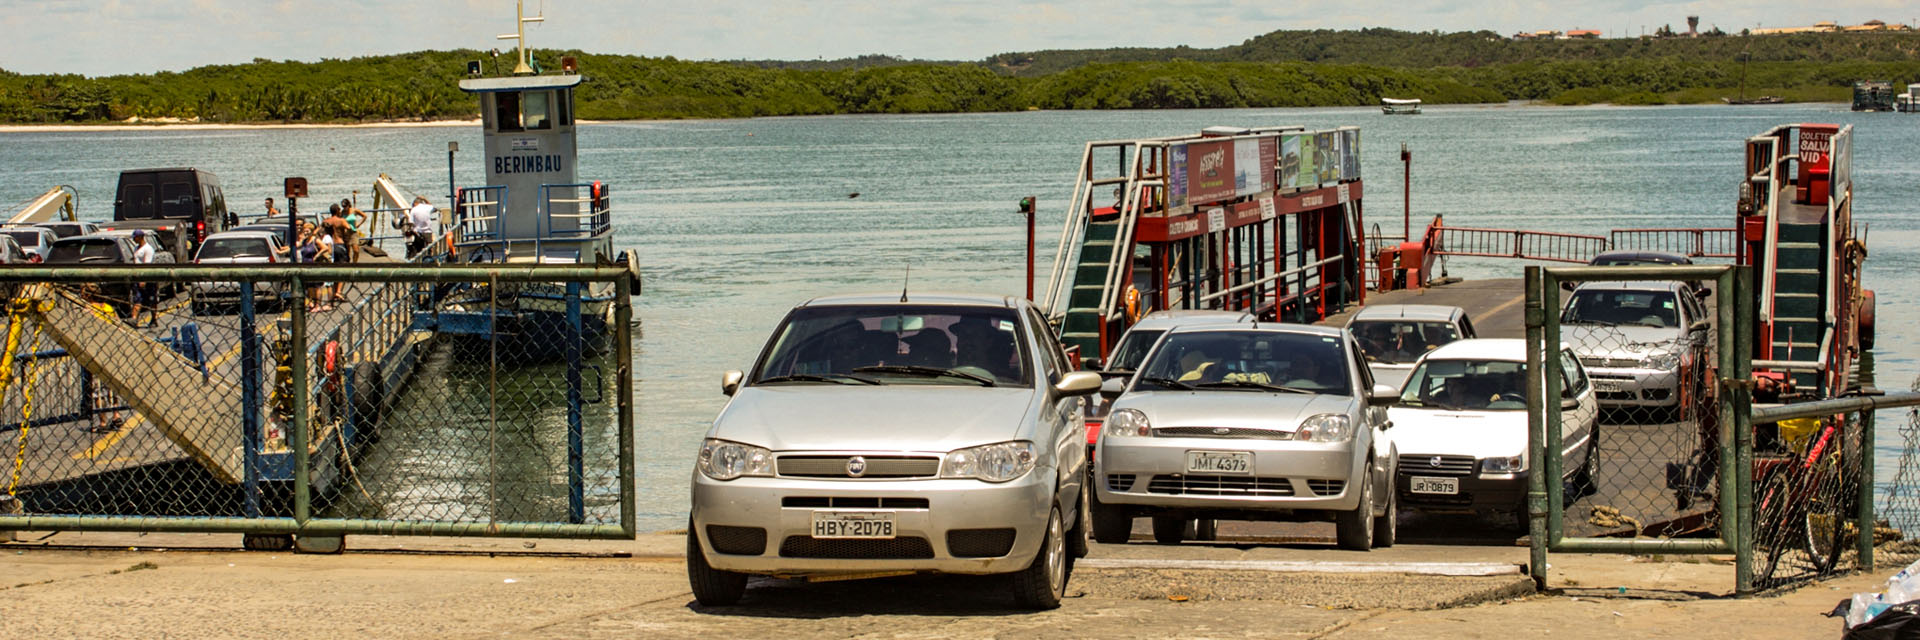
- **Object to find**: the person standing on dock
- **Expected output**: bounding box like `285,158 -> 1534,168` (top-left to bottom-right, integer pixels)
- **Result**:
406,196 -> 438,260
324,204 -> 351,302
339,197 -> 365,263
263,197 -> 281,219
128,230 -> 158,328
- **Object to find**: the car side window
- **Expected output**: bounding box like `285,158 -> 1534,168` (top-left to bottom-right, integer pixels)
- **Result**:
1559,348 -> 1588,397
1023,309 -> 1065,383
1459,316 -> 1477,339
1347,337 -> 1373,389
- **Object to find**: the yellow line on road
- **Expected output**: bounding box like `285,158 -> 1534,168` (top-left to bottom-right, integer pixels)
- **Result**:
74,413 -> 145,460
1480,294 -> 1526,325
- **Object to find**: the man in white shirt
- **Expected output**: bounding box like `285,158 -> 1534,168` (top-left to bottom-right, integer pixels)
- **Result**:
407,197 -> 439,259
130,229 -> 158,327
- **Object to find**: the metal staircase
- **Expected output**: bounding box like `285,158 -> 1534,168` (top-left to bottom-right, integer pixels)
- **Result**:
1745,124 -> 1853,397
1043,141 -> 1161,364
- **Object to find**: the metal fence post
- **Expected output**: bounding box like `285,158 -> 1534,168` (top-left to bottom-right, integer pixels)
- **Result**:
565,281 -> 584,525
1524,266 -> 1549,589
1861,408 -> 1877,572
239,281 -> 262,519
616,275 -> 636,537
1544,270 -> 1565,544
290,274 -> 310,525
1732,267 -> 1756,594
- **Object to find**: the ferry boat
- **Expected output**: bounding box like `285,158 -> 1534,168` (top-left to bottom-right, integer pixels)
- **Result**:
439,2 -> 638,356
1381,98 -> 1422,115
1898,84 -> 1920,113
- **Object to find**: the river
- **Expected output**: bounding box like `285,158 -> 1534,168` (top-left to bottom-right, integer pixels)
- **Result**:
2,102 -> 1917,532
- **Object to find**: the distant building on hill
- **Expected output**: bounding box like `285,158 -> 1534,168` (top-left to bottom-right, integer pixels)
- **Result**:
1566,29 -> 1602,39
1752,19 -> 1909,35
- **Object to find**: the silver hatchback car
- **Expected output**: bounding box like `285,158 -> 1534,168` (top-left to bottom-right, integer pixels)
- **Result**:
1093,324 -> 1400,550
688,293 -> 1101,609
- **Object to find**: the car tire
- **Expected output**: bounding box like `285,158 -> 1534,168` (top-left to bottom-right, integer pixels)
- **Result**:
1066,481 -> 1091,559
1572,426 -> 1600,498
1090,491 -> 1132,544
686,524 -> 748,607
1011,505 -> 1067,610
1336,462 -> 1376,551
1151,515 -> 1185,545
1372,480 -> 1397,548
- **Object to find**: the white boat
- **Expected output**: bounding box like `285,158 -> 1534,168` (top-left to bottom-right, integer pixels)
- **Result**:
1381,98 -> 1422,115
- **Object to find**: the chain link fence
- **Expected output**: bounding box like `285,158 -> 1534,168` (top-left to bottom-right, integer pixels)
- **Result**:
1867,380 -> 1920,572
1749,406 -> 1870,589
0,265 -> 634,542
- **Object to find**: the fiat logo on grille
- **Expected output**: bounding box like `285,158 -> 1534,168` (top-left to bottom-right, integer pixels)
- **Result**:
846,456 -> 868,477
1429,456 -> 1444,468
1212,427 -> 1230,435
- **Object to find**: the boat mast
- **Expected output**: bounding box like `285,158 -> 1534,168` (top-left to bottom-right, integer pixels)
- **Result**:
497,0 -> 545,75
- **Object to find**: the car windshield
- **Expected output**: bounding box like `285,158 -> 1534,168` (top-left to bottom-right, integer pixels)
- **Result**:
5,231 -> 43,248
197,238 -> 269,260
46,240 -> 120,264
753,304 -> 1030,387
1398,359 -> 1528,412
1349,320 -> 1461,364
1105,329 -> 1164,372
1562,289 -> 1679,328
1135,330 -> 1350,396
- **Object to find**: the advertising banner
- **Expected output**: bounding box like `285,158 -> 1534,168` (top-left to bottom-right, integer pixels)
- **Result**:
1182,140 -> 1236,206
1316,131 -> 1339,185
1342,129 -> 1361,181
1233,137 -> 1275,197
1169,144 -> 1189,209
1278,135 -> 1302,190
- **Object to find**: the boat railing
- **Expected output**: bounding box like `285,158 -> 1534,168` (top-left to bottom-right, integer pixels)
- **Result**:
1042,141 -> 1103,319
1428,225 -> 1606,263
538,182 -> 612,241
454,185 -> 508,256
1607,228 -> 1740,259
1097,142 -> 1163,322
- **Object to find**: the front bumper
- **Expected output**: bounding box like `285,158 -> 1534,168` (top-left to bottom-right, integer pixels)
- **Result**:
1585,365 -> 1678,407
191,280 -> 285,301
1395,468 -> 1528,512
1094,436 -> 1362,513
690,470 -> 1053,577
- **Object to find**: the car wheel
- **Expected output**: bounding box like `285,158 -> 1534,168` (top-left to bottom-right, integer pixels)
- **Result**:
1011,505 -> 1067,610
686,524 -> 747,607
1335,462 -> 1376,551
1090,491 -> 1132,544
1150,515 -> 1185,545
1572,426 -> 1600,498
1372,479 -> 1397,548
1066,481 -> 1091,559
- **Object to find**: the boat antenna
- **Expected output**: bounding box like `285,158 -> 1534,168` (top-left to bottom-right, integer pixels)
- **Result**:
900,264 -> 911,302
497,0 -> 546,75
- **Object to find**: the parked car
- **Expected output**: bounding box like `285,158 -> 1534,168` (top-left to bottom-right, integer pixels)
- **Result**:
0,235 -> 28,264
1089,311 -> 1254,441
1093,324 -> 1399,550
687,293 -> 1101,609
29,220 -> 101,239
1561,281 -> 1710,412
45,234 -> 168,311
1568,250 -> 1701,292
1388,339 -> 1598,522
1,227 -> 55,263
1346,304 -> 1476,390
110,167 -> 234,262
190,230 -> 290,314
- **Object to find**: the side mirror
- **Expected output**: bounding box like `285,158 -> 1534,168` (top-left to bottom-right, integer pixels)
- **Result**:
1560,398 -> 1579,410
720,370 -> 744,396
1055,371 -> 1102,397
1367,383 -> 1399,407
1099,377 -> 1128,399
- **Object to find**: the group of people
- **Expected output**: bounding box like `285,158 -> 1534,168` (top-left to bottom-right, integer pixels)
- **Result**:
262,194 -> 442,312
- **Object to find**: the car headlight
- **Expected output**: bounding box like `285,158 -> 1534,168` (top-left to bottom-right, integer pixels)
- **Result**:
1104,409 -> 1150,438
940,441 -> 1038,483
1296,413 -> 1352,443
1638,351 -> 1680,371
698,438 -> 773,481
1481,455 -> 1527,474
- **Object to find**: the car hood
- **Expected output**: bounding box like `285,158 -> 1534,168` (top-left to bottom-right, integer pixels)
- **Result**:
710,386 -> 1038,452
1386,407 -> 1527,459
1114,390 -> 1354,431
1564,325 -> 1685,357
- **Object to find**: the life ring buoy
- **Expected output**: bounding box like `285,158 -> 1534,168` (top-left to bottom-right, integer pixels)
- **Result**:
323,340 -> 340,376
1125,286 -> 1142,322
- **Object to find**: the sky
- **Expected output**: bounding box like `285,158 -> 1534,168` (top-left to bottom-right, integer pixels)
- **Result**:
3,0 -> 1918,77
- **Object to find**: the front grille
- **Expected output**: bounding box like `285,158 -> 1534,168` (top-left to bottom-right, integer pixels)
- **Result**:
777,455 -> 940,478
1306,479 -> 1345,496
1106,474 -> 1136,492
1596,390 -> 1636,401
1147,474 -> 1294,497
1581,357 -> 1640,369
1397,455 -> 1476,477
781,497 -> 930,509
946,529 -> 1017,558
1153,426 -> 1292,440
704,525 -> 767,555
779,536 -> 935,559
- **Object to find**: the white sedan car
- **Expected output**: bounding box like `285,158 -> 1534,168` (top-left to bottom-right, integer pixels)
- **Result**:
1388,339 -> 1599,521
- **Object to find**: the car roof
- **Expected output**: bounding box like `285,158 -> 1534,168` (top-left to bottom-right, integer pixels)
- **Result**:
1125,309 -> 1255,331
1423,338 -> 1528,362
55,234 -> 126,244
206,230 -> 279,240
1349,304 -> 1463,322
1163,322 -> 1344,339
799,292 -> 1018,309
1591,250 -> 1691,264
1570,280 -> 1688,293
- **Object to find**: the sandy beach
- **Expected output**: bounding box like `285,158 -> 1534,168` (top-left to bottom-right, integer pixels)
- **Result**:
0,118 -> 483,133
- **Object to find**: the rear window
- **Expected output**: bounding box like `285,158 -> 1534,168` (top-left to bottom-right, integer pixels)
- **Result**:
197,238 -> 270,260
1105,329 -> 1164,372
161,182 -> 197,218
1349,320 -> 1462,364
47,240 -> 121,264
39,224 -> 85,238
5,231 -> 43,248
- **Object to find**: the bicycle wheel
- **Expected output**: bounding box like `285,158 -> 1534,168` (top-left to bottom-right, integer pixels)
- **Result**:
1755,471 -> 1809,586
1805,471 -> 1856,574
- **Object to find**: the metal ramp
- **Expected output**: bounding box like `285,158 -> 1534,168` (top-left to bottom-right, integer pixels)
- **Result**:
1043,140 -> 1159,363
6,186 -> 78,226
1741,123 -> 1859,396
12,287 -> 244,484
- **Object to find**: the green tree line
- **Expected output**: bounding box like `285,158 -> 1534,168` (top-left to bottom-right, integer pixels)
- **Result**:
2,29 -> 1918,124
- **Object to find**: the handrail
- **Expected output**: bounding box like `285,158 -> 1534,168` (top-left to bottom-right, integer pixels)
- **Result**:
1098,143 -> 1166,321
1755,135 -> 1782,326
1200,254 -> 1343,303
1042,141 -> 1099,316
1750,390 -> 1920,423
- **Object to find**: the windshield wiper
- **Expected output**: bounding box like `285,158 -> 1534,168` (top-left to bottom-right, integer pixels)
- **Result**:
851,365 -> 995,387
1137,376 -> 1193,390
757,373 -> 880,386
1195,380 -> 1314,394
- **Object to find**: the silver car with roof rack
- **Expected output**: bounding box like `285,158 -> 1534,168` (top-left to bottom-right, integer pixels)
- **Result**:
688,292 -> 1101,610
